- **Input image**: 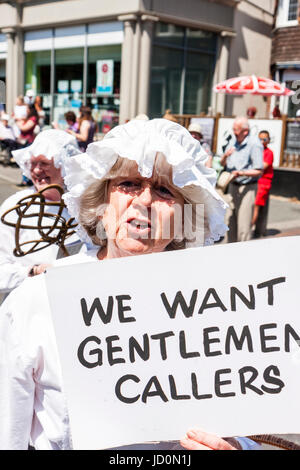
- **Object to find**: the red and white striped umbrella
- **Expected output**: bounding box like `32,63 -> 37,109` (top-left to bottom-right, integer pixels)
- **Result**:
214,75 -> 294,96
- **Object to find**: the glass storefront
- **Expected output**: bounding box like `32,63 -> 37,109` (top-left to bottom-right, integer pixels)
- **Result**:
25,50 -> 51,124
149,22 -> 217,117
53,47 -> 84,126
24,26 -> 122,133
87,45 -> 121,133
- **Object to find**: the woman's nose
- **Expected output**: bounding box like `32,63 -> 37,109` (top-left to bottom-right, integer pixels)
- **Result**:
134,186 -> 153,206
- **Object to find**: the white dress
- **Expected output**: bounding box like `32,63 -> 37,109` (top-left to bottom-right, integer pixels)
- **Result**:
0,250 -> 258,451
0,188 -> 85,295
0,250 -> 98,450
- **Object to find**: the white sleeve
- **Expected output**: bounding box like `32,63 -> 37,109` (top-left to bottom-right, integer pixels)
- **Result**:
0,221 -> 30,293
0,192 -> 33,293
0,289 -> 35,450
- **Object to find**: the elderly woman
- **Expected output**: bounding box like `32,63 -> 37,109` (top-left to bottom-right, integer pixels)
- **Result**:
0,119 -> 257,450
0,129 -> 84,296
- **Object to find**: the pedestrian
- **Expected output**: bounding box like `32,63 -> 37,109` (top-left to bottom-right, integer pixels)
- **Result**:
52,110 -> 79,133
66,106 -> 96,152
34,95 -> 46,129
16,103 -> 39,146
246,107 -> 257,118
0,113 -> 18,164
13,95 -> 27,121
15,103 -> 40,186
272,104 -> 281,119
251,130 -> 274,238
0,129 -> 84,297
220,117 -> 263,242
0,119 -> 257,450
188,122 -> 213,168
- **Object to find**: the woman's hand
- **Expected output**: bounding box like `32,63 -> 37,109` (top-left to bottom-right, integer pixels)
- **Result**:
180,429 -> 237,450
28,263 -> 51,277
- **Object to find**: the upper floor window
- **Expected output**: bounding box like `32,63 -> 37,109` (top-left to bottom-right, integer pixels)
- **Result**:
276,0 -> 299,27
288,0 -> 298,20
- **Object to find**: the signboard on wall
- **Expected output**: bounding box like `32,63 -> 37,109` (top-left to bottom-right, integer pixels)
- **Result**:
216,118 -> 284,167
96,59 -> 114,96
286,121 -> 300,152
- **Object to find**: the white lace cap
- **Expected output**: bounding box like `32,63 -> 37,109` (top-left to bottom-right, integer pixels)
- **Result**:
63,118 -> 228,246
12,129 -> 80,179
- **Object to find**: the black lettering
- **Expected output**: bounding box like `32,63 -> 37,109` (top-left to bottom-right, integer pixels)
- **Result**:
77,336 -> 102,368
80,297 -> 114,326
230,286 -> 255,311
257,277 -> 286,305
150,331 -> 175,360
106,335 -> 125,366
179,330 -> 200,359
261,365 -> 285,394
142,376 -> 169,403
203,327 -> 222,356
191,373 -> 213,400
198,288 -> 227,314
238,366 -> 263,395
215,369 -> 235,397
225,325 -> 253,354
168,375 -> 191,400
284,324 -> 300,352
129,334 -> 150,363
115,374 -> 140,404
260,324 -> 280,353
160,290 -> 198,319
116,295 -> 135,323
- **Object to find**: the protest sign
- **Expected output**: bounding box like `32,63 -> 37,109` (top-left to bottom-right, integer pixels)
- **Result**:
46,236 -> 300,449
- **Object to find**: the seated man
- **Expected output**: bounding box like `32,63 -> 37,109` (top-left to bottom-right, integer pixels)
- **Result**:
0,113 -> 19,164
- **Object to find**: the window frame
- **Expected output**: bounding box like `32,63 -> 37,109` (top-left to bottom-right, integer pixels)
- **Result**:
276,0 -> 299,28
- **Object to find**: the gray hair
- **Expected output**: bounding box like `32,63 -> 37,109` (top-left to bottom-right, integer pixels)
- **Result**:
233,116 -> 250,131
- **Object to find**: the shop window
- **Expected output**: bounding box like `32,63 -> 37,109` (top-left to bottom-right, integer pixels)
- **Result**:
53,47 -> 84,128
87,44 -> 121,133
183,51 -> 214,115
150,22 -> 217,117
154,23 -> 185,48
149,45 -> 182,117
25,50 -> 51,124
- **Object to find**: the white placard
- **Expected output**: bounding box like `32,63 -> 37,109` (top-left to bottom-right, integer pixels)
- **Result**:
96,60 -> 114,96
216,118 -> 283,167
46,237 -> 300,450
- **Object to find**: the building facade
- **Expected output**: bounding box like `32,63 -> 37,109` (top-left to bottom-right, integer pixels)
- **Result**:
0,0 -> 274,130
272,0 -> 300,117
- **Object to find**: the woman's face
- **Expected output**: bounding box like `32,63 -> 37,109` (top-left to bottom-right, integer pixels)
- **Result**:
100,166 -> 184,258
30,155 -> 64,201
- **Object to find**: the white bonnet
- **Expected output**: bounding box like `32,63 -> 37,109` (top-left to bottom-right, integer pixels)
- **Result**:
12,129 -> 80,179
63,118 -> 228,246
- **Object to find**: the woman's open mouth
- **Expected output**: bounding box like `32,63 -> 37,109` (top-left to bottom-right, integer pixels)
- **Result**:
35,177 -> 51,186
127,218 -> 151,236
